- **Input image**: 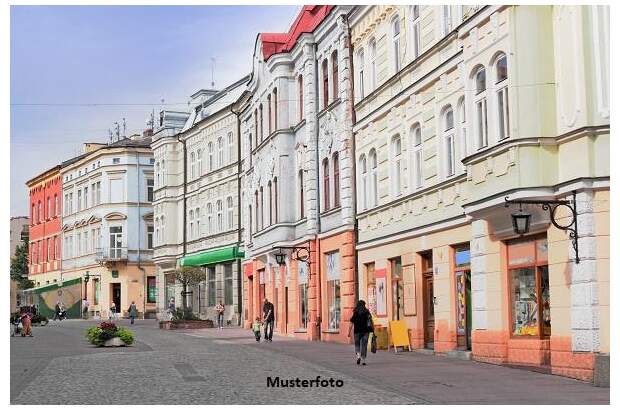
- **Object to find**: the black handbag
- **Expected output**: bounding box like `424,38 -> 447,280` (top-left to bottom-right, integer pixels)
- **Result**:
371,333 -> 377,354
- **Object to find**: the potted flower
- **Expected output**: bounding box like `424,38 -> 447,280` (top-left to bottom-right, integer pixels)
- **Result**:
86,321 -> 134,347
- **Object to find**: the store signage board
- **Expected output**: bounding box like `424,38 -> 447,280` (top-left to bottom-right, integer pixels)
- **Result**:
389,320 -> 411,352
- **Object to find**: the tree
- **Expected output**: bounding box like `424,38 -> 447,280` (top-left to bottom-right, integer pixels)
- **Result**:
174,266 -> 205,311
11,238 -> 34,290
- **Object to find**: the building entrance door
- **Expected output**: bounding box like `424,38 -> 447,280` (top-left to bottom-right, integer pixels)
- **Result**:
421,251 -> 434,349
111,283 -> 121,316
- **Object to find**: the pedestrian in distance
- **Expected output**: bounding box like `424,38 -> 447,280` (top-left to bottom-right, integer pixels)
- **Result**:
167,298 -> 175,320
262,298 -> 275,342
215,300 -> 225,329
348,300 -> 373,366
82,298 -> 90,319
252,317 -> 262,342
52,301 -> 61,322
20,311 -> 33,337
110,301 -> 117,321
128,301 -> 138,325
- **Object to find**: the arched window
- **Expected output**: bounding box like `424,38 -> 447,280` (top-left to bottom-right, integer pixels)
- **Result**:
268,181 -> 273,225
391,135 -> 402,196
227,196 -> 234,229
369,39 -> 376,91
411,6 -> 421,58
227,132 -> 234,162
54,194 -> 58,217
495,54 -> 510,140
443,106 -> 456,177
298,75 -> 304,121
197,148 -> 203,176
474,66 -> 488,149
254,191 -> 259,232
298,170 -> 304,219
392,15 -> 401,73
259,187 -> 264,230
195,207 -> 201,236
359,155 -> 367,211
273,177 -> 278,223
333,152 -> 340,207
369,149 -> 378,207
216,200 -> 223,232
357,49 -> 365,100
208,142 -> 214,171
323,158 -> 330,210
267,94 -> 272,135
206,203 -> 212,235
254,109 -> 259,146
190,151 -> 196,179
259,104 -> 264,142
273,88 -> 278,131
217,137 -> 224,167
331,51 -> 338,100
189,209 -> 194,239
411,124 -> 423,188
322,59 -> 329,109
458,97 -> 467,163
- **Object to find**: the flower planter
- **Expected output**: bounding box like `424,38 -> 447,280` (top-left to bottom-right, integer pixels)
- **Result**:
159,320 -> 214,330
103,337 -> 127,347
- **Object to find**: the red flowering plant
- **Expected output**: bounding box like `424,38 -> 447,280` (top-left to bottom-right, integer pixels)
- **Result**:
86,321 -> 134,346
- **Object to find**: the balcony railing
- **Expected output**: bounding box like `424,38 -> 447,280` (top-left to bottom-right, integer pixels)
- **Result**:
95,247 -> 128,262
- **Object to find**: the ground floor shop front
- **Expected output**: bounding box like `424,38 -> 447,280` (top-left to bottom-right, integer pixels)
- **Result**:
357,188 -> 609,383
243,230 -> 356,343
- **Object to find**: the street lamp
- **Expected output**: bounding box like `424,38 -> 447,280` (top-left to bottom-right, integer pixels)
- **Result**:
504,190 -> 580,263
272,246 -> 311,266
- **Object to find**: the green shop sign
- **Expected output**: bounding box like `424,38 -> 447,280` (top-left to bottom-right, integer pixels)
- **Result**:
180,246 -> 245,267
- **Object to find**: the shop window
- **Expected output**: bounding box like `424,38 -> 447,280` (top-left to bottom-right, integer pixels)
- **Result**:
165,273 -> 175,306
508,237 -> 551,337
366,263 -> 376,316
326,251 -> 341,330
224,264 -> 233,306
147,276 -> 157,303
207,266 -> 216,307
391,257 -> 404,320
298,262 -> 309,329
454,245 -> 471,349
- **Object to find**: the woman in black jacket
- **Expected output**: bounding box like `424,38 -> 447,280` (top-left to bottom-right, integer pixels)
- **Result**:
347,300 -> 373,365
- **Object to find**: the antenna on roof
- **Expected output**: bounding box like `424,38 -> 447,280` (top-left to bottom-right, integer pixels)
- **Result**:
210,57 -> 216,88
114,122 -> 120,141
108,129 -> 113,144
122,118 -> 126,137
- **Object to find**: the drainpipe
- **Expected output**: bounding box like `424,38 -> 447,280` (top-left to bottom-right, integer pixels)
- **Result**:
313,42 -> 323,339
343,13 -> 360,303
136,151 -> 147,317
230,106 -> 243,327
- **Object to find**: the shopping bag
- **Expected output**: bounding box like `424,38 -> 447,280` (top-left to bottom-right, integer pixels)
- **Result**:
371,333 -> 377,354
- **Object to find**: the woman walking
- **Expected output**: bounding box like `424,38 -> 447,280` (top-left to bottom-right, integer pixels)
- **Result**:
348,300 -> 373,365
128,301 -> 138,325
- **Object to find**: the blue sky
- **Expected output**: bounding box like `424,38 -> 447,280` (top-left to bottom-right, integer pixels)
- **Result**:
10,5 -> 300,216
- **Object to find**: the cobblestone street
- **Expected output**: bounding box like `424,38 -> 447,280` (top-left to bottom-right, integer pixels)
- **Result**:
10,320 -> 609,405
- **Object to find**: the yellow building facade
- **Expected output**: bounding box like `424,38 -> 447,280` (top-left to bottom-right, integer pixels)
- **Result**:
349,5 -> 609,384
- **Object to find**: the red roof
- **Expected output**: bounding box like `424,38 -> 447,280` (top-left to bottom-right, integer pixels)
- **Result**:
259,5 -> 334,61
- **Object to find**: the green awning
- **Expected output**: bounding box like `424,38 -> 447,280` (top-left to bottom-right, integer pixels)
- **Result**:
180,246 -> 245,267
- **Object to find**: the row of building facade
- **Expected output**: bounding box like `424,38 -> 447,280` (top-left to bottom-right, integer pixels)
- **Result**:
26,5 -> 609,383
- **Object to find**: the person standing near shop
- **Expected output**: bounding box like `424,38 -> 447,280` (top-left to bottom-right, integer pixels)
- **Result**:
262,298 -> 275,342
128,301 -> 138,325
82,298 -> 90,319
110,301 -> 117,321
348,300 -> 373,365
215,301 -> 225,329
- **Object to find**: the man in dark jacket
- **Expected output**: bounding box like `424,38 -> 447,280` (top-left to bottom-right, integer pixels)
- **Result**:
262,298 -> 275,342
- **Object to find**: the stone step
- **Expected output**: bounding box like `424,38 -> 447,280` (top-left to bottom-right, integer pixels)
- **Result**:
446,350 -> 472,360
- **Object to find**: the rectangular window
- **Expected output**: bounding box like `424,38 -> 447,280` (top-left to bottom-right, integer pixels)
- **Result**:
147,225 -> 154,249
497,87 -> 510,140
476,98 -> 488,149
298,261 -> 309,329
112,158 -> 120,164
326,251 -> 341,330
84,187 -> 89,209
147,178 -> 154,202
165,274 -> 175,306
96,181 -> 101,204
110,178 -> 124,203
224,264 -> 233,305
147,276 -> 157,303
207,266 -> 216,307
446,134 -> 455,176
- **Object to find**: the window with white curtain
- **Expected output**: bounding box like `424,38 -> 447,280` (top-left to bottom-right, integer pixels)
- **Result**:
227,196 -> 234,229
391,135 -> 402,196
190,151 -> 196,179
369,39 -> 376,92
369,149 -> 378,207
216,200 -> 223,232
208,142 -> 214,171
474,66 -> 488,149
412,6 -> 421,59
189,209 -> 194,239
412,124 -> 423,188
495,54 -> 510,140
392,16 -> 401,72
206,203 -> 213,235
458,97 -> 467,165
228,131 -> 234,162
443,106 -> 456,177
197,148 -> 203,176
359,155 -> 367,211
357,49 -> 365,100
195,207 -> 201,237
217,137 -> 224,167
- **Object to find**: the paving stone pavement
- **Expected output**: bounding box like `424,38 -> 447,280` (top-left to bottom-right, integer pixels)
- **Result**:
10,320 -> 610,405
